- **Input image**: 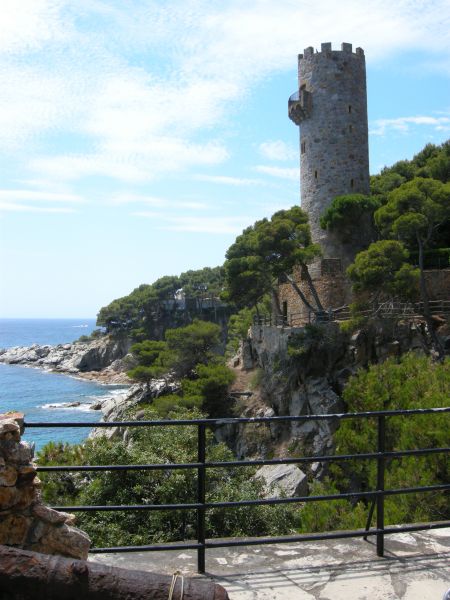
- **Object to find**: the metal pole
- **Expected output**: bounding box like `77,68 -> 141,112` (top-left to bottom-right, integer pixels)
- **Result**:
363,499 -> 376,540
376,415 -> 386,556
197,424 -> 206,573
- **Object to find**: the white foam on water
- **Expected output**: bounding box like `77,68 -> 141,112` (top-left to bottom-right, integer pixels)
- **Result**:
41,402 -> 95,412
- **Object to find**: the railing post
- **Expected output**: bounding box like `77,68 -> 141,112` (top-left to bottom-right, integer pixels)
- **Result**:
376,415 -> 386,557
197,424 -> 206,573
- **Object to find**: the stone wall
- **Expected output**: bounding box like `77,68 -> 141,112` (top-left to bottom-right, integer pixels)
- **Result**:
278,265 -> 351,326
0,412 -> 90,560
279,267 -> 450,327
425,269 -> 450,301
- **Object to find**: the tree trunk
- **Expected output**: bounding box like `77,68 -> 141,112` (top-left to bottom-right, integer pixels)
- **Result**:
271,288 -> 282,317
300,264 -> 325,313
283,273 -> 317,314
417,235 -> 444,359
0,545 -> 229,600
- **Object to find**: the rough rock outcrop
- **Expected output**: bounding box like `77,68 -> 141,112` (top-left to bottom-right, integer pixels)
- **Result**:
0,413 -> 90,560
0,335 -> 131,384
222,318 -> 429,462
254,464 -> 308,498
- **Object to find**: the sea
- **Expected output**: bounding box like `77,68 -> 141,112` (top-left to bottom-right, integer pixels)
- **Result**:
0,319 -> 129,451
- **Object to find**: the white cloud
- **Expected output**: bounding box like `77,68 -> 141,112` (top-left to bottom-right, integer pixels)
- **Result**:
1,0 -> 449,183
31,139 -> 229,183
109,193 -> 167,207
0,202 -> 75,214
0,0 -> 67,53
0,190 -> 84,203
0,188 -> 83,214
259,140 -> 297,161
195,174 -> 263,186
255,165 -> 299,180
133,212 -> 250,234
370,114 -> 450,136
177,201 -> 210,210
112,194 -> 209,211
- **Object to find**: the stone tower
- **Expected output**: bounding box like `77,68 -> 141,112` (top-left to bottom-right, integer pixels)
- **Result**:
289,42 -> 370,269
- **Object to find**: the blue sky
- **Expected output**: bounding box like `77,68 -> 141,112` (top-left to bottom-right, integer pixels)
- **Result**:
0,0 -> 449,318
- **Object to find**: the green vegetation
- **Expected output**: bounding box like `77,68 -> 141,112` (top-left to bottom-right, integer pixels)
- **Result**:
374,177 -> 450,355
127,340 -> 168,390
49,141 -> 449,551
318,141 -> 450,355
38,408 -> 298,547
165,319 -> 223,378
127,320 -> 235,418
347,240 -> 419,302
97,266 -> 229,338
223,206 -> 323,316
76,328 -> 105,343
225,297 -> 271,358
320,193 -> 380,243
299,354 -> 450,532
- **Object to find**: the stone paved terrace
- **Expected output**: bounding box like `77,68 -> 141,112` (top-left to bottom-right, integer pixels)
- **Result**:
90,528 -> 450,599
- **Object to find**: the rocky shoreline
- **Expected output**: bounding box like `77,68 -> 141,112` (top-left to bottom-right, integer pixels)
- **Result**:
0,335 -> 132,386
0,335 -> 174,428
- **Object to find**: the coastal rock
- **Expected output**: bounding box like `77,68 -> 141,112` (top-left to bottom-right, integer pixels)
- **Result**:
0,335 -> 131,384
254,464 -> 308,498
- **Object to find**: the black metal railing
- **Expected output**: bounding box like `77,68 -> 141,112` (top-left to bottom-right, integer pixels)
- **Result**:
253,300 -> 450,328
25,408 -> 450,573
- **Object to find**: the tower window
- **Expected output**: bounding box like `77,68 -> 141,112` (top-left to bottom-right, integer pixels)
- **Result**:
301,141 -> 306,154
314,170 -> 318,179
349,124 -> 353,132
348,105 -> 352,113
350,178 -> 354,188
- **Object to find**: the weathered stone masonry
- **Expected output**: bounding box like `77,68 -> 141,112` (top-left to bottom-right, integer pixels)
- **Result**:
280,42 -> 371,322
290,42 -> 370,267
0,412 -> 90,560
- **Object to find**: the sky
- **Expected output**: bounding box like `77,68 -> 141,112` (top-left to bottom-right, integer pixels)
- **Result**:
0,0 -> 449,318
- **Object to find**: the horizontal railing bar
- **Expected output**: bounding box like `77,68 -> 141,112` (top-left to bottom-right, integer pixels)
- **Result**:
52,502 -> 202,512
24,406 -> 450,429
88,521 -> 450,554
51,483 -> 450,513
90,543 -> 202,554
207,483 -> 450,509
205,446 -> 450,468
37,462 -> 203,472
36,446 -> 450,473
205,521 -> 450,549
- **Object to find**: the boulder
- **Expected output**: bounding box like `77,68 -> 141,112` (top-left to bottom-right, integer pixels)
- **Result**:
254,464 -> 308,498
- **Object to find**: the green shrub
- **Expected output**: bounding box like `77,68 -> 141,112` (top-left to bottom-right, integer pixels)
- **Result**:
306,354 -> 450,532
152,394 -> 203,417
37,408 -> 298,547
181,363 -> 236,417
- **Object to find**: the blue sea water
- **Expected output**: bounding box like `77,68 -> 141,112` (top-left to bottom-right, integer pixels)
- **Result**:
0,319 -> 129,450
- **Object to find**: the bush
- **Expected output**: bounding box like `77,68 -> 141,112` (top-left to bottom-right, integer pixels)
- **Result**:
151,394 -> 202,417
304,354 -> 450,532
37,408 -> 298,547
181,363 -> 236,417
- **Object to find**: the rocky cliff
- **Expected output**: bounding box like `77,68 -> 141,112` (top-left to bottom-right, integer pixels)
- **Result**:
0,335 -> 131,384
220,318 -> 429,469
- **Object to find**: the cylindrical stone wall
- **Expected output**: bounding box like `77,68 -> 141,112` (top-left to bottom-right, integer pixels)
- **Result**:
298,42 -> 370,263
